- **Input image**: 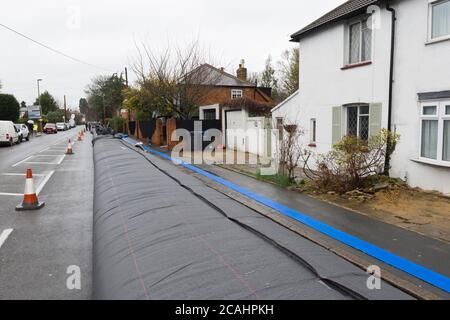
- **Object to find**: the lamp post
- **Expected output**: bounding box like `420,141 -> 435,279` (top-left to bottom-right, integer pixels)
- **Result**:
37,79 -> 43,132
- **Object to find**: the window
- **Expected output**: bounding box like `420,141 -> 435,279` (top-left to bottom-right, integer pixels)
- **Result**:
430,0 -> 450,39
203,109 -> 216,120
348,18 -> 372,64
346,105 -> 370,140
231,89 -> 243,99
276,117 -> 284,141
420,101 -> 450,163
310,119 -> 317,143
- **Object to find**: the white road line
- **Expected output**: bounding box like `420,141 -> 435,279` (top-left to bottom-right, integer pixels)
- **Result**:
13,133 -> 76,166
0,192 -> 22,197
36,170 -> 55,195
31,155 -> 57,157
1,173 -> 45,176
0,229 -> 13,249
12,156 -> 33,167
23,162 -> 61,165
57,154 -> 66,165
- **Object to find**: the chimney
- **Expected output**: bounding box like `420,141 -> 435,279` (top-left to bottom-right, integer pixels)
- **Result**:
236,59 -> 247,81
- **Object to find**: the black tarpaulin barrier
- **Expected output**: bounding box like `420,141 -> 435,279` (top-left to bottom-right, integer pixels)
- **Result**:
138,120 -> 156,139
128,121 -> 136,136
92,138 -> 413,300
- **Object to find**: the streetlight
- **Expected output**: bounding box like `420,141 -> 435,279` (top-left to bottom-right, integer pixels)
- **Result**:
37,79 -> 42,102
37,79 -> 43,133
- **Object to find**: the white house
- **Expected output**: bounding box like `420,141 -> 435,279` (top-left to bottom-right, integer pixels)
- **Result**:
272,0 -> 450,194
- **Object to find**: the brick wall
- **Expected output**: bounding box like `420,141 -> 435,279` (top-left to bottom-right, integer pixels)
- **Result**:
197,87 -> 271,106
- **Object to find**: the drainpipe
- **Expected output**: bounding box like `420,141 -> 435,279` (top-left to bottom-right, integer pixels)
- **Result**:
383,0 -> 396,175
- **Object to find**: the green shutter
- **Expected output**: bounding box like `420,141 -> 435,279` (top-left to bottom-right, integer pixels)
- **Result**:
369,103 -> 382,136
332,106 -> 342,144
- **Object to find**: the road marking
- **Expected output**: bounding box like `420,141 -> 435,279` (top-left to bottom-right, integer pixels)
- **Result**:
13,133 -> 76,166
31,155 -> 57,157
0,229 -> 13,249
24,162 -> 61,165
12,156 -> 33,167
0,192 -> 22,197
36,170 -> 55,195
57,154 -> 66,165
1,173 -> 45,177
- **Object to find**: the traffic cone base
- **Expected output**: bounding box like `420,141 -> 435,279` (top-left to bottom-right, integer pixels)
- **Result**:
16,169 -> 45,211
16,201 -> 45,211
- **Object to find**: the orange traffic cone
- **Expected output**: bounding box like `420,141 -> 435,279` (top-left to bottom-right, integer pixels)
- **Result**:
77,132 -> 82,141
66,139 -> 74,155
16,169 -> 45,211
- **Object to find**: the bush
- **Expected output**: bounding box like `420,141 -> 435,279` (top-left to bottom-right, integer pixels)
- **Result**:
303,129 -> 400,193
46,110 -> 65,123
136,110 -> 152,121
110,116 -> 124,133
0,94 -> 20,121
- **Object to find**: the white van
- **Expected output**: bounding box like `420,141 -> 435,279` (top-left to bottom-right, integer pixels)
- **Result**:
0,120 -> 20,146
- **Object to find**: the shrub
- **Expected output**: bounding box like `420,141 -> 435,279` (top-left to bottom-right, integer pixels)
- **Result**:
303,129 -> 400,193
110,116 -> 124,133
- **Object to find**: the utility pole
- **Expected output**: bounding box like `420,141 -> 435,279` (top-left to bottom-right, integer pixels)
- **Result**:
64,95 -> 67,123
37,79 -> 43,132
124,67 -> 129,87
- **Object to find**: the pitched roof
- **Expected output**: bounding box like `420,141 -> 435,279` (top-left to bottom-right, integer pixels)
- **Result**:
185,63 -> 257,87
290,0 -> 379,41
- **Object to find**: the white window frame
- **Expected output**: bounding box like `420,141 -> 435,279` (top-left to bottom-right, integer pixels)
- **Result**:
428,0 -> 450,43
344,104 -> 370,139
345,16 -> 373,65
231,89 -> 243,99
310,118 -> 317,144
419,100 -> 450,165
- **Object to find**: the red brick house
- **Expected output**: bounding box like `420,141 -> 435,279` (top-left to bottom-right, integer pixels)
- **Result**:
191,60 -> 273,120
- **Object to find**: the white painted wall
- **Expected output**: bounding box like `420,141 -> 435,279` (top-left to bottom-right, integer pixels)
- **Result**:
389,0 -> 450,193
222,107 -> 270,157
272,0 -> 450,194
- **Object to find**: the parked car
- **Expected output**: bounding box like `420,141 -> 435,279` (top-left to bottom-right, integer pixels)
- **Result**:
0,120 -> 20,146
14,124 -> 30,142
56,122 -> 67,131
44,123 -> 58,134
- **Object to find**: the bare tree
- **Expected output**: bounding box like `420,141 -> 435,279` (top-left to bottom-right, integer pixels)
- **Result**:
275,119 -> 304,182
132,40 -> 223,119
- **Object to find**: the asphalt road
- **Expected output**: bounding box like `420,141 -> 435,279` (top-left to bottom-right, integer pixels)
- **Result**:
0,127 -> 92,299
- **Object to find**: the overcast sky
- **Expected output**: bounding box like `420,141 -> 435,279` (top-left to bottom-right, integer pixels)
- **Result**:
0,0 -> 345,109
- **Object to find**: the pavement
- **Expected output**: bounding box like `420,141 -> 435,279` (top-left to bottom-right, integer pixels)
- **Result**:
0,127 -> 92,299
